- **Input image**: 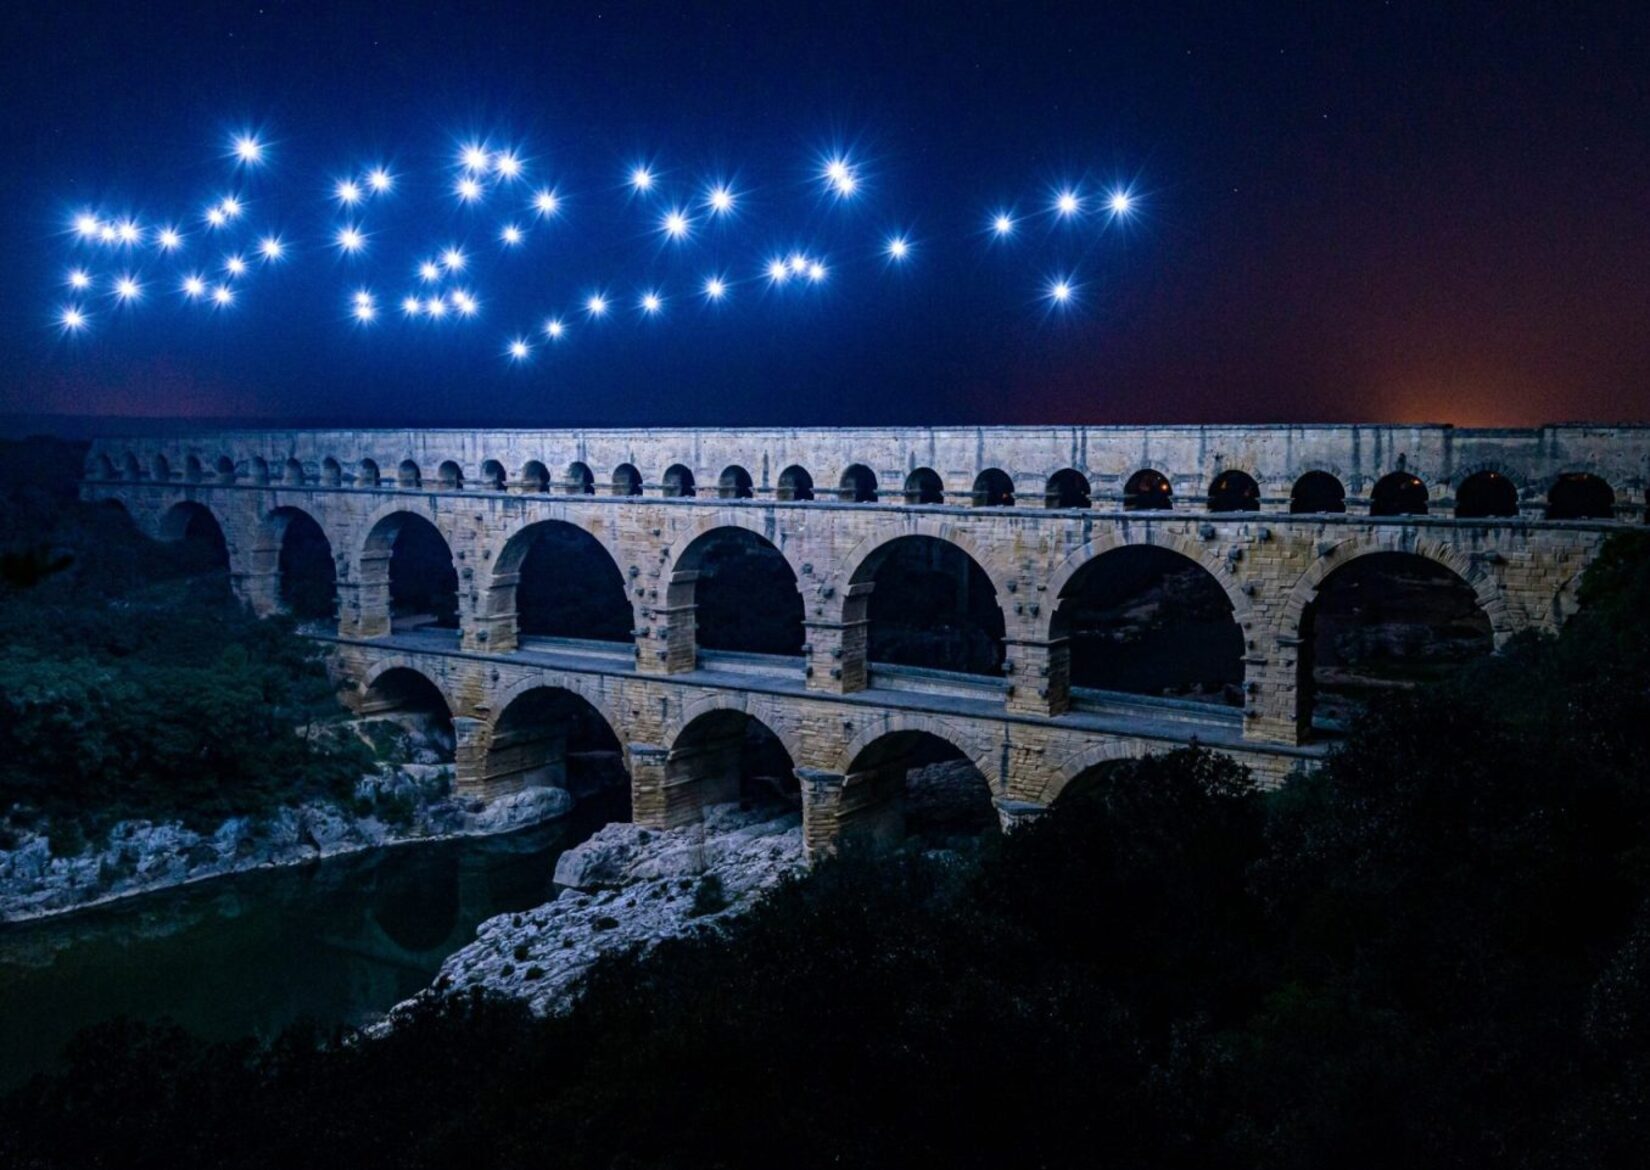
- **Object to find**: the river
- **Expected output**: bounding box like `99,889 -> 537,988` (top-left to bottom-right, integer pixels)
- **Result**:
0,793 -> 623,1091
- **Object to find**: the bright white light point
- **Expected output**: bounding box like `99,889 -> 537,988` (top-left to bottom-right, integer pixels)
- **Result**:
206,207 -> 227,228
808,262 -> 826,282
60,307 -> 86,331
544,318 -> 565,339
707,186 -> 733,213
456,177 -> 484,202
441,247 -> 465,271
114,277 -> 140,302
354,303 -> 376,323
99,225 -> 118,243
500,224 -> 523,246
336,227 -> 365,254
368,168 -> 393,192
586,294 -> 608,317
630,167 -> 654,191
69,269 -> 92,290
213,285 -> 234,306
117,220 -> 141,244
461,144 -> 490,171
220,197 -> 242,219
75,214 -> 101,238
824,158 -> 857,194
640,292 -> 662,314
767,259 -> 789,283
886,236 -> 909,260
788,254 -> 807,274
258,236 -> 283,260
494,153 -> 522,179
704,277 -> 726,300
451,290 -> 478,317
508,338 -> 530,360
225,255 -> 247,276
1109,191 -> 1132,214
1049,280 -> 1073,303
234,136 -> 262,164
353,290 -> 373,308
426,296 -> 447,318
419,261 -> 442,282
157,228 -> 182,251
183,276 -> 206,298
662,210 -> 690,239
533,189 -> 560,216
1056,191 -> 1080,216
402,296 -> 422,316
336,180 -> 362,205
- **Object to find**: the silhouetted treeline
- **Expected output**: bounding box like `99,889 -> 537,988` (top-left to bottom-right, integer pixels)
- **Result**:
4,523 -> 1649,1167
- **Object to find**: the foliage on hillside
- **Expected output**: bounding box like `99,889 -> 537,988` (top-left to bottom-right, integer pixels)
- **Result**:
0,439 -> 371,848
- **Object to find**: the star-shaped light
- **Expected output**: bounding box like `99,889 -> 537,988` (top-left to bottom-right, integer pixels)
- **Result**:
460,143 -> 491,172
1055,190 -> 1080,217
507,337 -> 531,360
1048,278 -> 1074,304
68,269 -> 92,290
336,179 -> 363,205
74,214 -> 101,239
824,156 -> 857,196
206,206 -> 228,228
494,152 -> 522,180
401,295 -> 422,316
441,246 -> 466,271
116,220 -> 142,244
233,135 -> 263,165
418,260 -> 442,282
543,317 -> 566,339
258,236 -> 284,261
706,184 -> 735,214
99,224 -> 118,243
352,290 -> 373,308
585,293 -> 609,317
703,276 -> 727,301
766,258 -> 790,283
500,224 -> 523,246
182,275 -> 207,299
533,189 -> 560,216
353,291 -> 376,322
456,176 -> 484,203
336,226 -> 366,254
640,291 -> 663,315
426,295 -> 448,318
59,306 -> 87,331
450,289 -> 478,317
661,209 -> 691,239
886,235 -> 910,261
630,166 -> 654,192
808,262 -> 827,282
213,284 -> 235,306
225,254 -> 247,276
156,227 -> 182,251
220,196 -> 242,219
114,276 -> 141,302
367,168 -> 394,193
788,253 -> 808,275
1108,190 -> 1133,214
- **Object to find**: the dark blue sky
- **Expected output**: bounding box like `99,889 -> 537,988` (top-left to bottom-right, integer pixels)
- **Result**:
4,1 -> 1645,427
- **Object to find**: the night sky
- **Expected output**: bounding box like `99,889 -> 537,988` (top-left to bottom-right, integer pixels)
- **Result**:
4,1 -> 1646,428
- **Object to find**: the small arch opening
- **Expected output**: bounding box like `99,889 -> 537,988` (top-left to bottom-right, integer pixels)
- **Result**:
158,502 -> 231,583
777,465 -> 814,502
612,464 -> 643,497
840,464 -> 879,503
320,458 -> 343,487
1123,469 -> 1173,511
1455,470 -> 1519,519
283,458 -> 306,486
972,468 -> 1015,507
903,468 -> 944,505
437,460 -> 464,491
397,460 -> 422,490
94,453 -> 118,481
1045,468 -> 1092,509
564,462 -> 595,495
1370,471 -> 1428,517
1290,471 -> 1346,514
1208,470 -> 1260,512
1546,473 -> 1615,521
357,459 -> 380,488
215,456 -> 237,484
480,460 -> 506,491
663,464 -> 697,498
248,457 -> 270,486
521,461 -> 550,493
184,455 -> 204,484
151,454 -> 172,483
718,465 -> 754,499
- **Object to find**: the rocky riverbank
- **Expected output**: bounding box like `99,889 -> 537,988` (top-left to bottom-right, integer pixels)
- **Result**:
0,763 -> 573,924
405,801 -> 805,1016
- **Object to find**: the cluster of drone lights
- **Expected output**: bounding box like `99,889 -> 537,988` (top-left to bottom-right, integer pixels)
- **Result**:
52,132 -> 1139,363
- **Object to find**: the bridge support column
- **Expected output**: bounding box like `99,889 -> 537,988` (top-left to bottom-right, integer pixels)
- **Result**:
800,765 -> 904,857
637,569 -> 699,674
465,570 -> 520,652
338,550 -> 392,637
452,716 -> 492,798
802,617 -> 868,693
1241,636 -> 1306,747
993,798 -> 1049,833
629,739 -> 736,828
1002,636 -> 1070,716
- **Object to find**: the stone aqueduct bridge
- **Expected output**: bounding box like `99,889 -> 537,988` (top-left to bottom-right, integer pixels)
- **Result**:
84,424 -> 1647,853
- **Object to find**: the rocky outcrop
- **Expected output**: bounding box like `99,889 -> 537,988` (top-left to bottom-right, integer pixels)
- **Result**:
0,765 -> 573,923
408,802 -> 803,1016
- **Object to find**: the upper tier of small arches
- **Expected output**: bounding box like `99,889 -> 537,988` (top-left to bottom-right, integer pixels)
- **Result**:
88,446 -> 1646,521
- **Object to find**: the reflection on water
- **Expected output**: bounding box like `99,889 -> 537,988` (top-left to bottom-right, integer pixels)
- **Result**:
0,793 -> 623,1091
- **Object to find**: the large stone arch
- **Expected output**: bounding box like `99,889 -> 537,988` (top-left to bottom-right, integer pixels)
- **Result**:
641,702 -> 802,828
357,658 -> 462,721
486,670 -> 630,754
667,691 -> 806,770
1034,737 -> 1154,805
834,518 -> 1015,608
834,712 -> 1002,792
663,510 -> 807,583
261,503 -> 340,622
1041,527 -> 1254,639
473,679 -> 631,800
351,499 -> 463,635
1277,534 -> 1510,646
475,513 -> 632,651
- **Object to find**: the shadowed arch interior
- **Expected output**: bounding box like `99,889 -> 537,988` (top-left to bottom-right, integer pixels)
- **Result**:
613,464 -> 643,496
1124,469 -> 1173,510
158,501 -> 231,582
972,468 -> 1015,507
357,459 -> 380,488
666,709 -> 799,820
360,667 -> 455,763
1455,470 -> 1520,518
1290,470 -> 1346,514
397,460 -> 421,489
904,467 -> 944,505
840,729 -> 997,847
676,527 -> 804,656
437,461 -> 464,490
1297,551 -> 1494,740
840,464 -> 878,503
1547,473 -> 1614,520
856,535 -> 1005,676
482,686 -> 629,814
271,506 -> 337,621
718,465 -> 754,499
480,460 -> 506,490
1052,545 -> 1244,704
564,462 -> 595,494
503,520 -> 631,642
1208,470 -> 1260,512
366,513 -> 459,630
1370,472 -> 1428,516
1045,468 -> 1092,508
521,461 -> 550,493
777,465 -> 814,501
664,464 -> 697,498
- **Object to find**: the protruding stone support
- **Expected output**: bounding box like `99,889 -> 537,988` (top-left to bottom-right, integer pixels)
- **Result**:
629,735 -> 738,829
337,553 -> 392,638
474,720 -> 567,797
798,768 -> 845,859
800,764 -> 905,856
802,616 -> 869,693
451,716 -> 492,798
635,602 -> 697,675
994,798 -> 1049,833
1242,638 -> 1306,747
1002,636 -> 1070,716
465,569 -> 520,652
628,743 -> 672,827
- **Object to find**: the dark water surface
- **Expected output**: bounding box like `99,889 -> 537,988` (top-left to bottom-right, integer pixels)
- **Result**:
0,796 -> 621,1090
